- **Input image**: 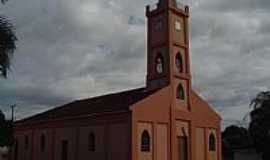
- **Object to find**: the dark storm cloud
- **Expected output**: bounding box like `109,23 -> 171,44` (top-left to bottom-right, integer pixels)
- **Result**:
0,0 -> 148,120
0,83 -> 71,106
199,0 -> 270,12
1,0 -> 270,127
128,16 -> 145,25
188,0 -> 270,127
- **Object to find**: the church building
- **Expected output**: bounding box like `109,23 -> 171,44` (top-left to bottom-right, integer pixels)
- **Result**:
12,0 -> 221,160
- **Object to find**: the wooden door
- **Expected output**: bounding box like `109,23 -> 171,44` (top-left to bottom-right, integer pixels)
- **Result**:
178,136 -> 188,160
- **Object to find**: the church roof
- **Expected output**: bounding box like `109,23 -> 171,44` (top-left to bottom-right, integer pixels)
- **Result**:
17,87 -> 159,124
17,86 -> 221,125
191,90 -> 222,120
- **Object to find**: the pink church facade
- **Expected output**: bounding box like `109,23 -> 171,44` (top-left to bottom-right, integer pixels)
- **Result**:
11,1 -> 222,160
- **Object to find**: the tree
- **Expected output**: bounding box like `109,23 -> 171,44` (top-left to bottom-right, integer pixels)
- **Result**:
249,91 -> 270,160
0,0 -> 17,78
222,125 -> 251,149
0,110 -> 14,147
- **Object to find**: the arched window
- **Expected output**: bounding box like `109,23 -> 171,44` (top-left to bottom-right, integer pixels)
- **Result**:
209,134 -> 216,151
176,83 -> 185,100
14,139 -> 18,160
61,140 -> 68,160
24,136 -> 29,150
175,53 -> 183,73
89,132 -> 95,151
141,130 -> 150,152
155,53 -> 164,74
40,134 -> 45,152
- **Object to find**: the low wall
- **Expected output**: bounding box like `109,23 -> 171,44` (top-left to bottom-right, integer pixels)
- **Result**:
0,147 -> 9,160
234,149 -> 261,160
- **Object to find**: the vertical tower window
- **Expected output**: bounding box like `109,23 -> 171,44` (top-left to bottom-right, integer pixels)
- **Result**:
177,83 -> 185,100
141,130 -> 150,152
89,132 -> 95,152
209,134 -> 216,151
24,136 -> 29,150
176,53 -> 183,73
40,134 -> 45,152
155,53 -> 164,74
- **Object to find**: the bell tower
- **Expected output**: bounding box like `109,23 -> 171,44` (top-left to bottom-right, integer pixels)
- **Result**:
146,0 -> 191,110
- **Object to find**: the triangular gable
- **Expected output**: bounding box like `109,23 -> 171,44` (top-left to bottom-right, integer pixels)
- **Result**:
191,90 -> 222,121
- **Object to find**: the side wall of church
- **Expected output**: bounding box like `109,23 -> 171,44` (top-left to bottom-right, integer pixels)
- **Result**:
193,127 -> 220,160
12,112 -> 131,160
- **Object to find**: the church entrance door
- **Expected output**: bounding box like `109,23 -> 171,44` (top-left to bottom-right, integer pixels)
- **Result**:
178,136 -> 188,160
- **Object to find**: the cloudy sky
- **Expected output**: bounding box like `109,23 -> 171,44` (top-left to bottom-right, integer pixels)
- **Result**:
1,0 -> 270,128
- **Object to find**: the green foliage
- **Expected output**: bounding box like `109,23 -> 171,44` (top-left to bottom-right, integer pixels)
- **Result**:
0,0 -> 17,78
0,110 -> 5,121
0,16 -> 17,78
249,91 -> 270,159
1,0 -> 8,4
0,111 -> 14,147
222,125 -> 251,150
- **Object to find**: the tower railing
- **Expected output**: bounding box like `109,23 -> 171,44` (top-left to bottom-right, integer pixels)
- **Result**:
149,4 -> 158,11
175,1 -> 186,10
147,1 -> 186,12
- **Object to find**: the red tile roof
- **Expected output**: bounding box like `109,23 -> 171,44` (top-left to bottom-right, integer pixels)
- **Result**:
17,87 -> 159,124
